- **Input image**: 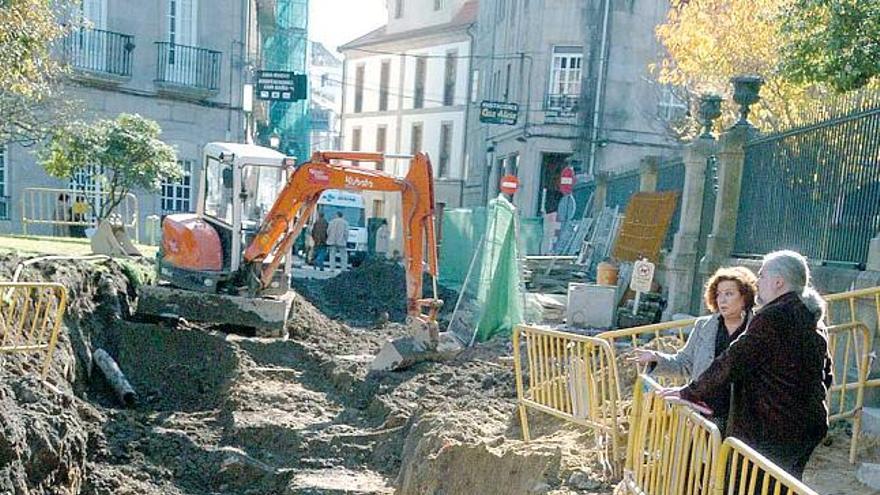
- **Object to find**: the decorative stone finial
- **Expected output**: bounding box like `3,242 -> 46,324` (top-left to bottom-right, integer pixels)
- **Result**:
731,75 -> 764,126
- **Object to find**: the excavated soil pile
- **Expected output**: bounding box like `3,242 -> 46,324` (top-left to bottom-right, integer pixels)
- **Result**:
291,259 -> 458,328
0,254 -> 612,495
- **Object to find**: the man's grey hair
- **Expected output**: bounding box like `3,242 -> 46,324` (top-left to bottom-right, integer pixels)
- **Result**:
762,250 -> 826,322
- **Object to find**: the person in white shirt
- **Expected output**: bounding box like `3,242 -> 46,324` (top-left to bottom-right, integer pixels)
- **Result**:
326,212 -> 349,271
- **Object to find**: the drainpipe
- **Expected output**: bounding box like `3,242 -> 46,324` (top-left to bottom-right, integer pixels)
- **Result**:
339,54 -> 348,150
460,22 -> 476,207
587,0 -> 612,177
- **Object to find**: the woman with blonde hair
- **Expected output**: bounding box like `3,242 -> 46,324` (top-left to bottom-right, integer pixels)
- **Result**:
634,266 -> 758,433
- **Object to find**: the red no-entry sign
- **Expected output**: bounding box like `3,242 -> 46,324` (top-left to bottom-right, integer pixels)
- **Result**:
559,166 -> 575,195
500,175 -> 519,195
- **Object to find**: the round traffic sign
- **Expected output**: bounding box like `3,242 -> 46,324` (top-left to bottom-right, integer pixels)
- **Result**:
559,166 -> 576,195
500,175 -> 519,195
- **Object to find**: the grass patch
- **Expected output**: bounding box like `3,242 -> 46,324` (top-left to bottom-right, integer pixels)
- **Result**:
0,234 -> 159,258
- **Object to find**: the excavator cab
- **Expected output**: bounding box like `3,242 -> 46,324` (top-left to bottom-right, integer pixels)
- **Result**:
140,143 -> 299,335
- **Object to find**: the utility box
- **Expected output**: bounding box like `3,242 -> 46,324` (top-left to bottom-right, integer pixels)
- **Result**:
566,283 -> 617,329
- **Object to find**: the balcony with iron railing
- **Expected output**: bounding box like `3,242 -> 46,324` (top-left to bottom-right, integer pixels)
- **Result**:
544,93 -> 580,119
154,42 -> 221,98
63,28 -> 134,82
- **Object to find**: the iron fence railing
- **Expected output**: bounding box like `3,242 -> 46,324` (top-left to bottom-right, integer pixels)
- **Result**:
63,27 -> 133,77
605,170 -> 640,210
154,42 -> 221,91
656,160 -> 686,249
734,105 -> 880,266
544,93 -> 579,117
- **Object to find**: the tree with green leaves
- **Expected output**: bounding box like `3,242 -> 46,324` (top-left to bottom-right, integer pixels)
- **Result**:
40,114 -> 180,223
0,0 -> 77,144
781,0 -> 880,92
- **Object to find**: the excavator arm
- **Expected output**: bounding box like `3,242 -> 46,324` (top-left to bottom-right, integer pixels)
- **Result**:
241,151 -> 441,321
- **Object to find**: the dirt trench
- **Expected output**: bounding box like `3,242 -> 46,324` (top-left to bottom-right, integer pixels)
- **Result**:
0,255 -> 610,495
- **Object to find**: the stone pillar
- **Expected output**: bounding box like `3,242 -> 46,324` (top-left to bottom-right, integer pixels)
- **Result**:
639,155 -> 660,192
698,125 -> 750,285
663,93 -> 722,319
867,235 -> 880,272
593,172 -> 610,210
663,137 -> 716,318
699,77 -> 763,289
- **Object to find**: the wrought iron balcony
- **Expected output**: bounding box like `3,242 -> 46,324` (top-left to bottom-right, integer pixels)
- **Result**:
63,28 -> 134,79
544,93 -> 580,117
154,42 -> 221,95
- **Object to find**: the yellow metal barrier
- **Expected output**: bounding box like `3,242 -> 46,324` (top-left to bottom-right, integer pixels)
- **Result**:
599,318 -> 698,391
826,322 -> 872,463
0,283 -> 68,378
21,187 -> 139,242
712,438 -> 819,495
513,324 -> 626,476
622,374 -> 721,495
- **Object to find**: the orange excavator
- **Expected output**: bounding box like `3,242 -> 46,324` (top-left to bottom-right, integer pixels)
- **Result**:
138,143 -> 454,371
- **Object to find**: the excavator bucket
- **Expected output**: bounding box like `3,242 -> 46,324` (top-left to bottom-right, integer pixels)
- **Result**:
90,220 -> 142,257
136,285 -> 293,338
370,318 -> 462,371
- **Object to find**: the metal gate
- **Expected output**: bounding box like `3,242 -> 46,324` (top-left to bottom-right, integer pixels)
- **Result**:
734,99 -> 880,266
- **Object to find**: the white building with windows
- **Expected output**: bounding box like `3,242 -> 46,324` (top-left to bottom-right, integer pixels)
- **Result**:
309,41 -> 343,154
339,0 -> 477,253
462,0 -> 587,216
0,0 -> 263,239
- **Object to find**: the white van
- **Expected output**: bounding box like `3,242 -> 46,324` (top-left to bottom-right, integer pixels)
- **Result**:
316,189 -> 368,265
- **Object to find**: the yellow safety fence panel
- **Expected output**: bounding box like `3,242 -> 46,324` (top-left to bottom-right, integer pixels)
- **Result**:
826,322 -> 872,463
621,374 -> 722,495
621,374 -> 819,495
712,438 -> 819,495
513,324 -> 626,476
599,318 -> 698,390
21,187 -> 140,242
0,283 -> 68,378
824,286 -> 880,462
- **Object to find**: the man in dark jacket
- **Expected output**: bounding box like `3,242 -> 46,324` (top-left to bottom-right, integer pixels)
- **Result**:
663,250 -> 832,480
311,212 -> 329,270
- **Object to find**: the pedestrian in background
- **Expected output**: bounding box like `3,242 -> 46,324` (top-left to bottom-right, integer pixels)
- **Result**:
54,193 -> 70,237
70,195 -> 90,238
374,219 -> 389,259
326,211 -> 349,272
311,212 -> 329,270
662,250 -> 832,481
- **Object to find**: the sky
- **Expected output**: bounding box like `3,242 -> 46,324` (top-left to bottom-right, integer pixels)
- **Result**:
309,0 -> 388,55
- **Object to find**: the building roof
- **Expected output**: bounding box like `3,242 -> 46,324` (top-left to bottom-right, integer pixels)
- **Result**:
340,0 -> 477,51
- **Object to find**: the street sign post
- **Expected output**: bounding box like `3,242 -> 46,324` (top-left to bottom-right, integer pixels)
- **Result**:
256,70 -> 307,102
480,101 -> 519,125
500,175 -> 519,195
629,258 -> 654,315
559,166 -> 576,195
630,258 -> 656,315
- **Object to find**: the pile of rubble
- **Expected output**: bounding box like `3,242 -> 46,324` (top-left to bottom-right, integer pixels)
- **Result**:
0,254 -> 610,495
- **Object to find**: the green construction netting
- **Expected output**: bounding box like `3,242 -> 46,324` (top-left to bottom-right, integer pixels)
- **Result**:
447,195 -> 523,344
519,217 -> 543,256
439,207 -> 486,289
260,0 -> 310,158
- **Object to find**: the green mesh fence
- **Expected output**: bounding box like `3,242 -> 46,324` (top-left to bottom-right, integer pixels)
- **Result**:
260,0 -> 310,159
519,217 -> 543,255
439,207 -> 486,289
447,196 -> 523,345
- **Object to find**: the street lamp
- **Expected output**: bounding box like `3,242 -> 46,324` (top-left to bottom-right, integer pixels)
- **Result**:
269,131 -> 281,149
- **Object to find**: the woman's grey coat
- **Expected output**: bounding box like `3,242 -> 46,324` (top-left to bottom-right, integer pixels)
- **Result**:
653,314 -> 724,381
